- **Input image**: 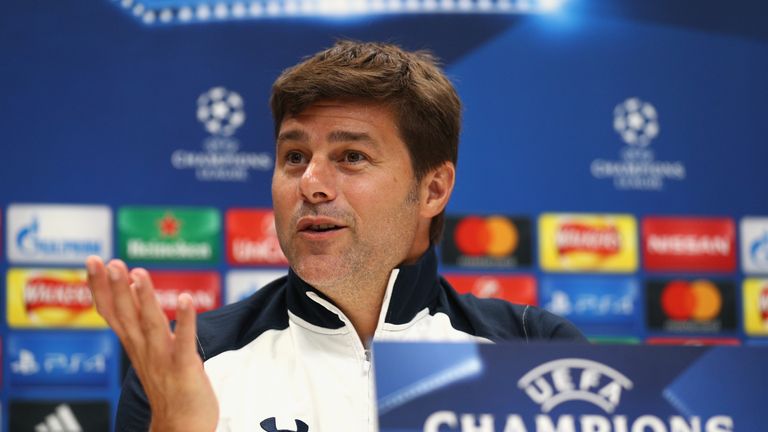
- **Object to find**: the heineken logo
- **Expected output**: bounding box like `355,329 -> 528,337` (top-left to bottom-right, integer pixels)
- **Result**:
119,207 -> 221,263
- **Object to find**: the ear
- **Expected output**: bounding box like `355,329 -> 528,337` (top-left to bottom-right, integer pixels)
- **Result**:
419,161 -> 455,218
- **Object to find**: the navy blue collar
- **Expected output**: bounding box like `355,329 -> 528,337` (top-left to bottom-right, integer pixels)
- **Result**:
285,247 -> 441,330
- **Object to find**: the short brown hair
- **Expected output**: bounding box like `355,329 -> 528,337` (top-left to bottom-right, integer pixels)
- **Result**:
270,40 -> 461,244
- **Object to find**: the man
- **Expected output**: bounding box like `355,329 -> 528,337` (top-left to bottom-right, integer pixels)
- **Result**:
86,40 -> 584,432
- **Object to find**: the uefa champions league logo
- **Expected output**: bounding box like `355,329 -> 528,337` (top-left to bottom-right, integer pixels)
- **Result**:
170,85 -> 272,182
613,97 -> 659,147
197,87 -> 246,137
590,97 -> 685,191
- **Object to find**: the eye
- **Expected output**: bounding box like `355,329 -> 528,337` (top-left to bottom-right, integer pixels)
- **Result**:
343,151 -> 367,164
285,151 -> 306,165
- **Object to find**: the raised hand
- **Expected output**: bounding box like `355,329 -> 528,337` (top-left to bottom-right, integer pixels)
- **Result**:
86,256 -> 219,432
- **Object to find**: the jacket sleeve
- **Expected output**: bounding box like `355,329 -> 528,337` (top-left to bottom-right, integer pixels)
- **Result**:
116,366 -> 152,431
522,305 -> 588,342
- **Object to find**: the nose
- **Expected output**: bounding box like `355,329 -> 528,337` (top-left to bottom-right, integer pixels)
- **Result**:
299,157 -> 336,203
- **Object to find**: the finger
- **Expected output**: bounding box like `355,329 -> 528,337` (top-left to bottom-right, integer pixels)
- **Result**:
107,260 -> 146,355
130,268 -> 172,363
86,255 -> 125,335
173,292 -> 200,367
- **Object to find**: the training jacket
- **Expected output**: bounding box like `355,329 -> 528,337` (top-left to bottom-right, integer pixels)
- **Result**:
116,248 -> 585,431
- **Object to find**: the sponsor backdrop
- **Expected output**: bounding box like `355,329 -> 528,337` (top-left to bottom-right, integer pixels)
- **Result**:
2,0 -> 767,429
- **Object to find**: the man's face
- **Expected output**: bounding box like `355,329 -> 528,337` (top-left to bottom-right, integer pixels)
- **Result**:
271,100 -> 423,290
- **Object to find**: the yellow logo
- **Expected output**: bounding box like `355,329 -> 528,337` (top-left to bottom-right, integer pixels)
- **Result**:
6,268 -> 107,328
743,278 -> 768,335
539,214 -> 637,272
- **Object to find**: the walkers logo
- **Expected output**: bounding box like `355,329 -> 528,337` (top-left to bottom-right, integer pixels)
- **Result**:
539,214 -> 637,272
226,270 -> 287,304
740,217 -> 768,274
540,276 -> 640,335
443,274 -> 537,305
742,278 -> 768,336
119,206 -> 220,263
7,332 -> 114,388
423,357 -> 734,432
6,204 -> 111,264
6,268 -> 106,328
226,209 -> 288,265
149,271 -> 221,320
441,215 -> 531,268
642,217 -> 736,272
646,279 -> 736,333
170,86 -> 272,182
590,97 -> 686,191
9,401 -> 110,431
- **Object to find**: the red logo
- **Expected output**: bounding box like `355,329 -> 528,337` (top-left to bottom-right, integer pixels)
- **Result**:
642,217 -> 735,272
226,209 -> 288,266
24,277 -> 92,312
761,285 -> 768,322
158,213 -> 181,237
149,271 -> 221,320
661,279 -> 721,321
444,274 -> 537,306
646,337 -> 740,346
556,223 -> 620,256
454,216 -> 519,257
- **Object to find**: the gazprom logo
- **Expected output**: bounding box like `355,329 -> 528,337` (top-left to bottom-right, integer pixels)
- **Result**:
749,232 -> 768,267
7,205 -> 112,264
16,217 -> 102,257
517,359 -> 633,413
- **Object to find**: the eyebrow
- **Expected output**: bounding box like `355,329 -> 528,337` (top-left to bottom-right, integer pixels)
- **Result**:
277,129 -> 380,149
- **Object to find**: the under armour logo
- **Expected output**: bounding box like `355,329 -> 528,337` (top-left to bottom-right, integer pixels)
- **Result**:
260,417 -> 309,432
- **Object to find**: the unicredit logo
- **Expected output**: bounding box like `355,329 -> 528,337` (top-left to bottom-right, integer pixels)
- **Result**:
454,216 -> 519,257
661,280 -> 721,321
556,223 -> 620,256
517,359 -> 632,414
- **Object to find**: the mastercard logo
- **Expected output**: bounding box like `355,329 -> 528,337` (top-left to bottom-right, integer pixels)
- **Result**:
454,216 -> 519,257
661,280 -> 722,321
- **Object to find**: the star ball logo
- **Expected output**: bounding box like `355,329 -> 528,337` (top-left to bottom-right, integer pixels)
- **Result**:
590,97 -> 686,191
441,215 -> 531,268
423,358 -> 734,432
646,279 -> 736,333
170,86 -> 272,182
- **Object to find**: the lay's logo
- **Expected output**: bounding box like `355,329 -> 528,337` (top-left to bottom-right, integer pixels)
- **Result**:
24,277 -> 92,312
6,269 -> 107,328
539,214 -> 637,272
555,223 -> 621,256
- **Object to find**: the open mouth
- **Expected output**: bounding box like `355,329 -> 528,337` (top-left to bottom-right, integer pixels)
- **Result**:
306,224 -> 341,233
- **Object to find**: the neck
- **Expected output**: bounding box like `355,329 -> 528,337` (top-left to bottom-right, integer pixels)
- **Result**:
318,269 -> 391,344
